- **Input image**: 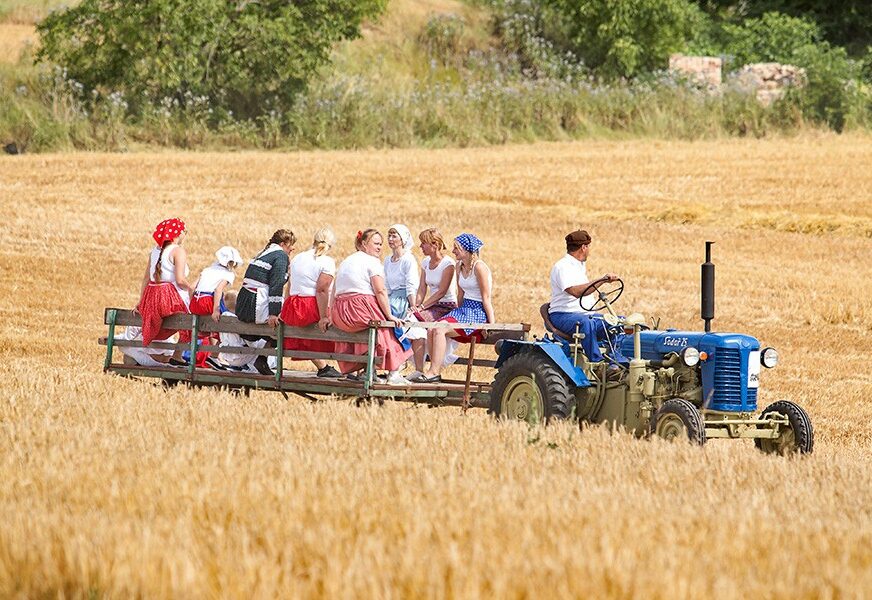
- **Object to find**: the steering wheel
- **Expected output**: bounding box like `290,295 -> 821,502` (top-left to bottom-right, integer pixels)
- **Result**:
579,277 -> 624,312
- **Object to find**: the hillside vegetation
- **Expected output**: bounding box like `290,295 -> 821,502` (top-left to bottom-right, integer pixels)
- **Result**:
1,139 -> 871,596
2,0 -> 871,151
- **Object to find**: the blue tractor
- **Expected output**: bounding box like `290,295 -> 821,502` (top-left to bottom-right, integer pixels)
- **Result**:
489,243 -> 814,454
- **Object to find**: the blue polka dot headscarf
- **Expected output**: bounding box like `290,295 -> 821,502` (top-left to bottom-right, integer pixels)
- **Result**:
455,233 -> 484,253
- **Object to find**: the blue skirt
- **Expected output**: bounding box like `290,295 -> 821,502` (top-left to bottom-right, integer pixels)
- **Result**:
444,299 -> 487,335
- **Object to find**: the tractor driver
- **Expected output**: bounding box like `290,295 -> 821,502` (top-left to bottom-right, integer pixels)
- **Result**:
547,229 -> 619,363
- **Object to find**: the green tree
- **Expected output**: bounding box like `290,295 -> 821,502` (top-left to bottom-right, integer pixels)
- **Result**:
36,0 -> 386,119
696,1 -> 872,56
543,0 -> 705,78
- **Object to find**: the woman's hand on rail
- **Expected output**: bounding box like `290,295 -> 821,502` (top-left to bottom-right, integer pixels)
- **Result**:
318,316 -> 330,332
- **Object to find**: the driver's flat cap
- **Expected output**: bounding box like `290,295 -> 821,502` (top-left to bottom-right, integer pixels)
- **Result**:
565,230 -> 591,245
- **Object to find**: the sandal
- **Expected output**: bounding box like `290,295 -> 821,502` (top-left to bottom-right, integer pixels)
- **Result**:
420,374 -> 442,383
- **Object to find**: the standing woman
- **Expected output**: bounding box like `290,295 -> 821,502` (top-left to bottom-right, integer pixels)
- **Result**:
384,224 -> 426,383
280,227 -> 342,378
136,218 -> 195,353
331,229 -> 411,380
418,233 -> 494,383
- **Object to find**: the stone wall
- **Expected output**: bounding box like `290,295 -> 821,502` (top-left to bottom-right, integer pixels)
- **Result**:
668,54 -> 723,88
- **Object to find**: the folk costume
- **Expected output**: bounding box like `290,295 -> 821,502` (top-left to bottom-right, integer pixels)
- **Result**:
440,233 -> 492,343
280,248 -> 336,354
384,224 -> 426,350
189,246 -> 242,367
418,254 -> 457,322
236,243 -> 289,324
331,247 -> 412,374
138,218 -> 192,346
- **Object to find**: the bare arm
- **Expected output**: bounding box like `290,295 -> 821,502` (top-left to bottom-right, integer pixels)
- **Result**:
422,264 -> 454,310
371,275 -> 402,327
454,268 -> 465,306
315,273 -> 333,331
565,273 -> 619,298
476,262 -> 495,324
171,246 -> 194,292
211,280 -> 229,322
415,267 -> 427,307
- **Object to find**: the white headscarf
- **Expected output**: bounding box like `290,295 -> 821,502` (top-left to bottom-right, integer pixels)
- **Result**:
215,245 -> 243,267
390,224 -> 413,250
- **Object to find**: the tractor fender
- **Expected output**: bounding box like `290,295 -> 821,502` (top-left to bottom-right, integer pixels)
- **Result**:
494,339 -> 592,388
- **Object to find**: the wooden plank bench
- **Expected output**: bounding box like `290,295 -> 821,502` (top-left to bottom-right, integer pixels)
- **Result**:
100,308 -> 530,409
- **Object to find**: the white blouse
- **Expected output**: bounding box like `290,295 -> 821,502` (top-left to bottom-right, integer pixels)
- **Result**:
384,252 -> 419,297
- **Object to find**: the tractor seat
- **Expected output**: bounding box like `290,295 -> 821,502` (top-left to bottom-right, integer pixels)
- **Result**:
540,303 -> 574,342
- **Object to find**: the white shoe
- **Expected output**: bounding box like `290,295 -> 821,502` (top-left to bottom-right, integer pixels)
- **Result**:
386,373 -> 411,386
407,370 -> 425,382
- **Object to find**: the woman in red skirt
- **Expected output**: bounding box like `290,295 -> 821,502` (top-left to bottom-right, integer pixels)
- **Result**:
330,229 -> 410,380
136,218 -> 195,362
280,228 -> 341,378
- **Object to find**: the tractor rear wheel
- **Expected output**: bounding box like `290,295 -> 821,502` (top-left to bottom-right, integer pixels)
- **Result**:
755,400 -> 814,455
650,399 -> 706,445
489,351 -> 574,424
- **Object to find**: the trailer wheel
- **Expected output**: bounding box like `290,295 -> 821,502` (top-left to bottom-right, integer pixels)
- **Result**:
755,400 -> 814,455
650,399 -> 706,445
489,351 -> 574,424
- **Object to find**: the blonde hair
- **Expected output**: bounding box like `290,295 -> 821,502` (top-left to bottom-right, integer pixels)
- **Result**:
223,290 -> 238,312
312,227 -> 336,257
419,228 -> 446,251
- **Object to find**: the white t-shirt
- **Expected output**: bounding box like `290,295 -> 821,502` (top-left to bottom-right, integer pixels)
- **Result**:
422,256 -> 457,304
334,251 -> 385,295
549,254 -> 594,314
195,263 -> 236,294
384,252 -> 419,297
290,249 -> 336,296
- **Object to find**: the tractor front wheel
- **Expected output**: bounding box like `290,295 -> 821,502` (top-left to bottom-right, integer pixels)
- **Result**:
489,351 -> 574,424
755,400 -> 814,455
650,398 -> 706,445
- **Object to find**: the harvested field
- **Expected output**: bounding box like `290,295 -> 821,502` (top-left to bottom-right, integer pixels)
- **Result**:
1,137 -> 871,597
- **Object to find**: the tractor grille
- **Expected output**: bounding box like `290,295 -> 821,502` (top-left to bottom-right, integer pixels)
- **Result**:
712,348 -> 756,411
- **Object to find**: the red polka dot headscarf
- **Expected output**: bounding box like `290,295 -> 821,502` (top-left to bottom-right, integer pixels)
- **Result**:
152,218 -> 186,245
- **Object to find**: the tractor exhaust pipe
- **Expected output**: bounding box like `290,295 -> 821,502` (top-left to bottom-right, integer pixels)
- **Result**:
701,241 -> 715,332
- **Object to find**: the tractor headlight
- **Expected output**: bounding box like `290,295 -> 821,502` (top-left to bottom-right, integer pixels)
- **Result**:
761,347 -> 778,368
680,347 -> 700,367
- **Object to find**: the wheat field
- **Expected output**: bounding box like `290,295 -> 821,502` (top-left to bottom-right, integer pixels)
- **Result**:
1,137 -> 872,598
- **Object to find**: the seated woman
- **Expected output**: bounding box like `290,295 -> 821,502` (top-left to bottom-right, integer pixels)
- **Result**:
136,218 -> 195,363
414,228 -> 457,322
280,227 -> 341,378
384,224 -> 427,384
330,229 -> 410,382
416,233 -> 493,383
410,227 -> 457,378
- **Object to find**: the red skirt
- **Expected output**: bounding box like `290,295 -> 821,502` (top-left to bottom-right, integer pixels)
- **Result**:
331,293 -> 412,373
189,293 -> 215,316
138,282 -> 191,345
280,295 -> 334,354
442,316 -> 485,344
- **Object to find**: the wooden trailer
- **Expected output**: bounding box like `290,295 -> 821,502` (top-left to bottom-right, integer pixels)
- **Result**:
100,309 -> 530,410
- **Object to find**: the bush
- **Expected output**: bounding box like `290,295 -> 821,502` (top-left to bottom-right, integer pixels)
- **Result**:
718,11 -> 821,68
36,0 -> 387,121
542,0 -> 705,78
